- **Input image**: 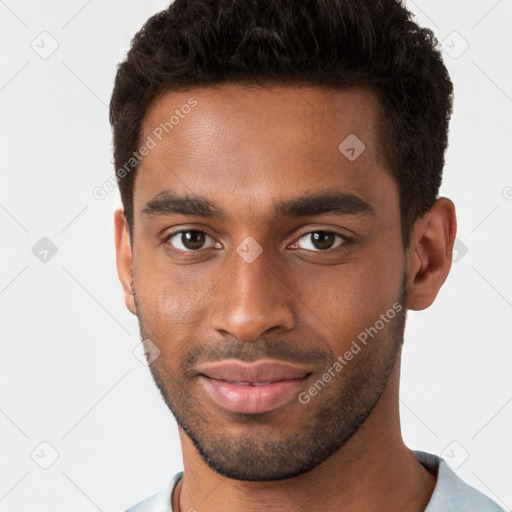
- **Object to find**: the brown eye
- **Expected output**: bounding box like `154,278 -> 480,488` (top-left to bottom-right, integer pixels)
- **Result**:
165,230 -> 216,251
296,231 -> 346,252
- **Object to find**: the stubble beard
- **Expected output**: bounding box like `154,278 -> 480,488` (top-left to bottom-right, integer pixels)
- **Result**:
133,274 -> 407,481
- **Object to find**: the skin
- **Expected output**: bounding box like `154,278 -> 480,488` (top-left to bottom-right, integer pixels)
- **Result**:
114,84 -> 457,512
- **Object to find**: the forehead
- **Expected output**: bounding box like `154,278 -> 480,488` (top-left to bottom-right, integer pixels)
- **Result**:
134,84 -> 396,222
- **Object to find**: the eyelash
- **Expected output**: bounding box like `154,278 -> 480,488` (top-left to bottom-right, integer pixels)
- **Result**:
161,229 -> 353,255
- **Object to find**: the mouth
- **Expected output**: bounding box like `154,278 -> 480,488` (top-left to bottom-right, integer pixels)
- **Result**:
196,359 -> 312,414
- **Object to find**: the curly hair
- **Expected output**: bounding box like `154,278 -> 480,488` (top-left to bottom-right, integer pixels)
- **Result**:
109,0 -> 453,246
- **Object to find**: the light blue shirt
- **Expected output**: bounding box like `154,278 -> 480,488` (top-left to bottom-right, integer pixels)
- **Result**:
124,451 -> 505,511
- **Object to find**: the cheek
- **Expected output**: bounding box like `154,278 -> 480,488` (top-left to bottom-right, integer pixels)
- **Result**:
132,256 -> 212,343
294,253 -> 404,350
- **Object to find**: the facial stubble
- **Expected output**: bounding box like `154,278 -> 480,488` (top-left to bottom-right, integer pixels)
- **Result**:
132,273 -> 407,481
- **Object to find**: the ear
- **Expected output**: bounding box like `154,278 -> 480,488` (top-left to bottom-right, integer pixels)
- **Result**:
114,208 -> 136,316
406,198 -> 457,311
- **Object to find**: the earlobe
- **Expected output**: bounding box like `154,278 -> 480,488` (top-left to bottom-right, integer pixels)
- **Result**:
406,198 -> 457,311
114,208 -> 136,316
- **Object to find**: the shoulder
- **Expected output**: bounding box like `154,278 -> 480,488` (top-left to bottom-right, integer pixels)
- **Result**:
414,451 -> 505,512
124,472 -> 183,512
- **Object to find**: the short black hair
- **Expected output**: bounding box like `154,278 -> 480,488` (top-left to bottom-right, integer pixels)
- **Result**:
109,0 -> 453,246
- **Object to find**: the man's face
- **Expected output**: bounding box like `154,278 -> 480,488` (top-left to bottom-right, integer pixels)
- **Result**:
129,84 -> 407,480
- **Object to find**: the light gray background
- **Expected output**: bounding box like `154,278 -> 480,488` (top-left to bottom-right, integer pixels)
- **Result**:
0,1 -> 511,511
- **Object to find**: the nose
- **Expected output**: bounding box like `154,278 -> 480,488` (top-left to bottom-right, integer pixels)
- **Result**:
209,239 -> 295,342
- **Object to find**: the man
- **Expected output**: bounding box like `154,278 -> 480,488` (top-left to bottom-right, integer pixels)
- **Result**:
110,1 -> 504,511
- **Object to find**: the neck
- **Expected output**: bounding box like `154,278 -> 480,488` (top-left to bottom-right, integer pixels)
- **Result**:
173,357 -> 436,512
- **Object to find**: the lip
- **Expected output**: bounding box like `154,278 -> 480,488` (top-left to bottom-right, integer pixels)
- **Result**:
197,360 -> 311,414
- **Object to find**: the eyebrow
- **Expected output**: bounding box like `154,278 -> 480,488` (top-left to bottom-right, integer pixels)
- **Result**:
141,189 -> 375,220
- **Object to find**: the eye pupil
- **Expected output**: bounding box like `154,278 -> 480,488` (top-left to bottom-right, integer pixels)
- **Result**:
182,231 -> 205,250
312,232 -> 335,250
171,230 -> 342,253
